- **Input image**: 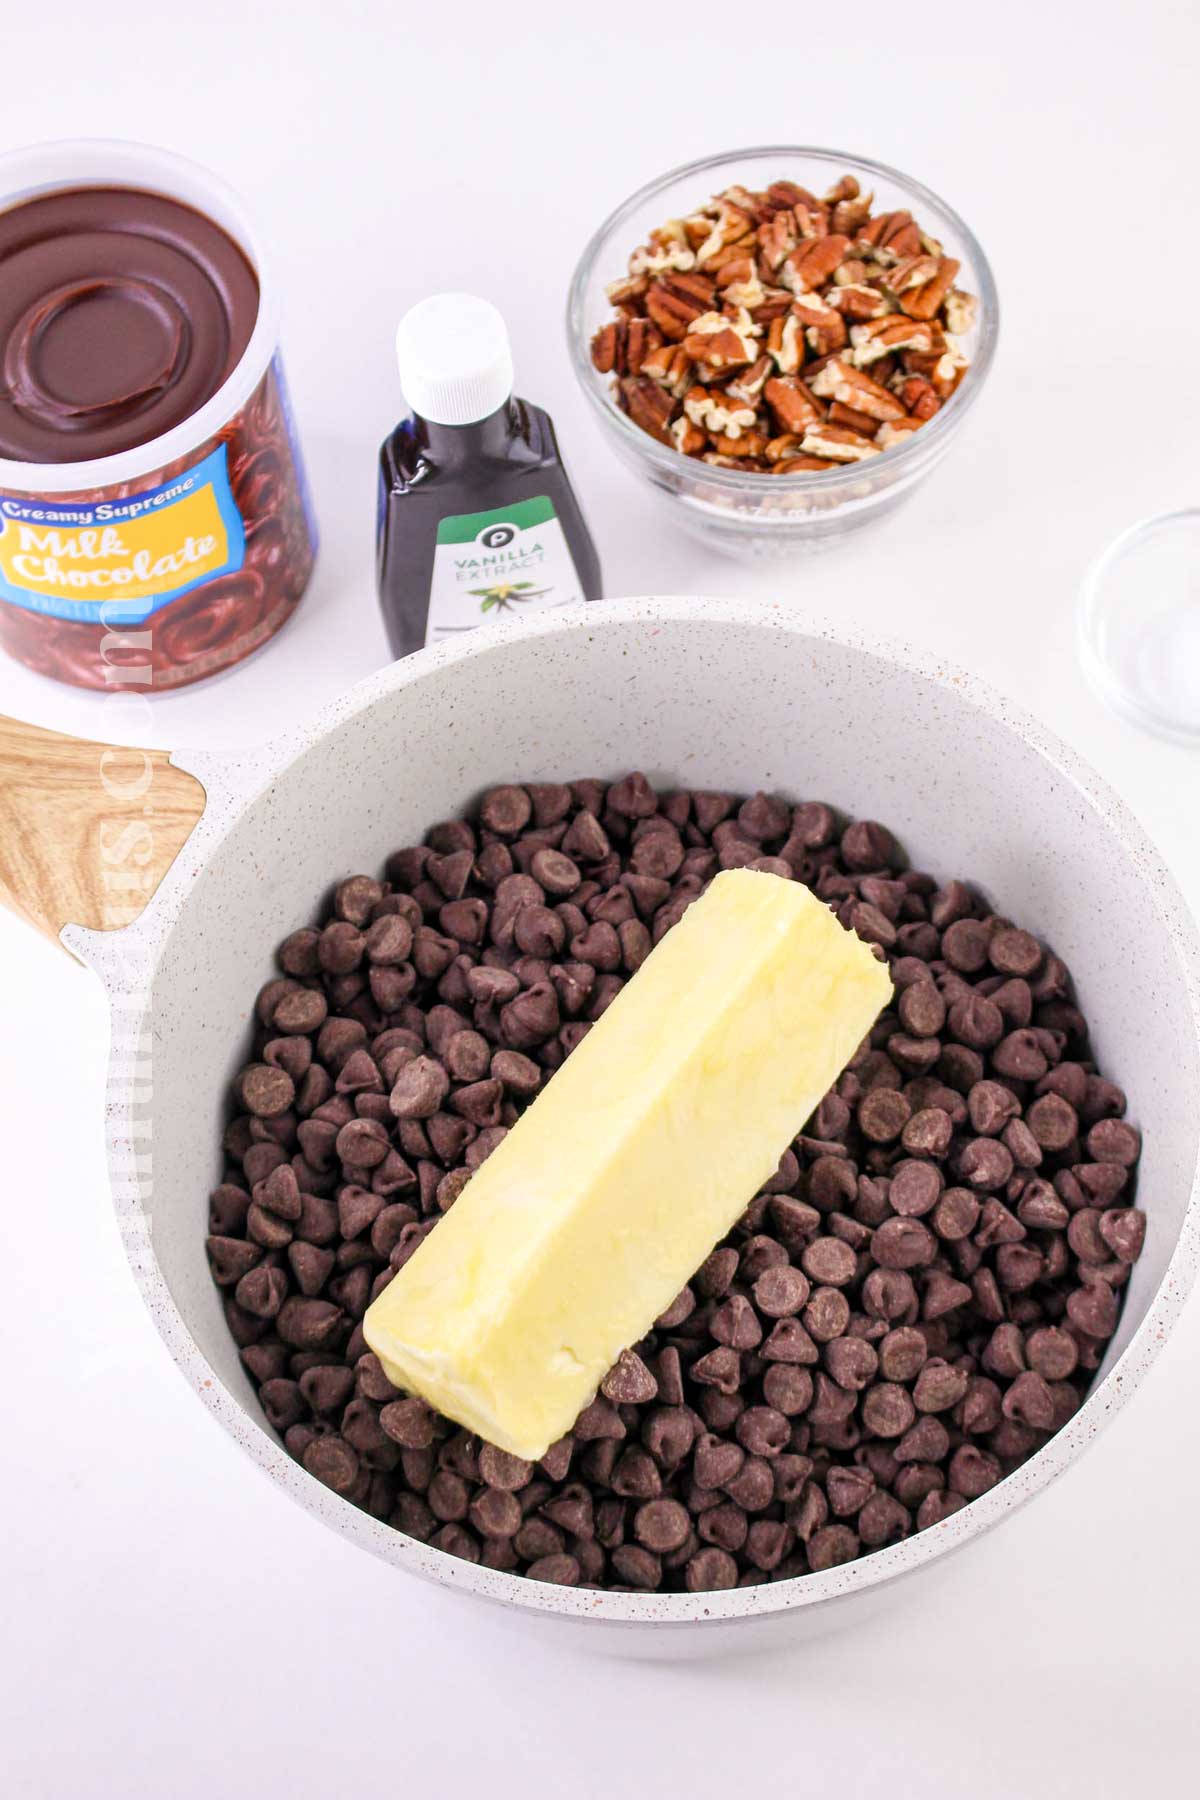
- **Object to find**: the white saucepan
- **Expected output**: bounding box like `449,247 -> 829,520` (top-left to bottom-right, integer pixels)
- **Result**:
3,597 -> 1198,1657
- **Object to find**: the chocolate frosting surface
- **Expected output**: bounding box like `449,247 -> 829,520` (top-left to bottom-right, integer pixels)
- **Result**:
0,185 -> 259,463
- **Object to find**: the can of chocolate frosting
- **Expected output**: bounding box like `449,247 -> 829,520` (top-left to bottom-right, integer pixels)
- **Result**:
0,140 -> 317,691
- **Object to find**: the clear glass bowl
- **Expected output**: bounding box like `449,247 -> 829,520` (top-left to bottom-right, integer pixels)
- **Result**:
567,146 -> 999,562
1078,508 -> 1200,745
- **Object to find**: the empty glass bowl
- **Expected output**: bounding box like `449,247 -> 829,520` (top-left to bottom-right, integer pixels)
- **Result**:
1078,508 -> 1200,745
567,146 -> 999,562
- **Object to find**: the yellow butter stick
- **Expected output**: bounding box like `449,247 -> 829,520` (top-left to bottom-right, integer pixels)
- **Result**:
364,868 -> 892,1460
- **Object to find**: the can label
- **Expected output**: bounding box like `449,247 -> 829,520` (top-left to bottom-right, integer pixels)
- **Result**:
0,443 -> 245,626
425,495 -> 584,646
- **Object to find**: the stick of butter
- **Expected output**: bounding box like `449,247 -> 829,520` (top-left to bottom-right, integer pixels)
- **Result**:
364,867 -> 891,1460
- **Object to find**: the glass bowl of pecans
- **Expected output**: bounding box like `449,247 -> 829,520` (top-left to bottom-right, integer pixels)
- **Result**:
567,147 -> 998,560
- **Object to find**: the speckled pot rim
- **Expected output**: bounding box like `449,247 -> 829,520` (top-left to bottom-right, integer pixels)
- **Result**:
69,597 -> 1200,1631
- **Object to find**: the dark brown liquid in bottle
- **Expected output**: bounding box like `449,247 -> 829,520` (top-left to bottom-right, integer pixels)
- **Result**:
376,397 -> 602,659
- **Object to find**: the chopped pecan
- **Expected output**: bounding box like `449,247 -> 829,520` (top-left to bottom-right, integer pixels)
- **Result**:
822,175 -> 860,205
764,375 -> 823,435
620,376 -> 676,443
711,429 -> 768,458
757,211 -> 799,274
832,194 -> 873,236
715,254 -> 756,289
663,270 -> 718,308
901,256 -> 961,321
709,243 -> 761,281
829,400 -> 882,437
780,234 -> 851,294
803,350 -> 840,383
808,357 -> 905,422
626,317 -> 664,374
857,210 -> 923,261
725,355 -> 773,406
944,289 -> 978,336
848,317 -> 936,367
628,241 -> 697,276
722,271 -> 768,311
828,282 -> 893,322
808,319 -> 848,358
640,342 -> 694,397
591,168 -> 977,474
803,309 -> 849,358
793,200 -> 829,240
683,385 -> 758,438
747,289 -> 794,328
590,319 -> 626,375
693,203 -> 757,270
766,312 -> 805,375
799,421 -> 880,461
669,415 -> 708,457
901,347 -> 964,397
722,183 -> 772,222
645,284 -> 704,342
897,375 -> 941,420
887,253 -> 941,293
681,309 -> 759,370
605,274 -> 649,307
875,418 -> 921,450
768,179 -> 820,210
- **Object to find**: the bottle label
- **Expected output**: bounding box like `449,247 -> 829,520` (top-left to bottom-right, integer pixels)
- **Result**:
426,495 -> 584,646
0,444 -> 245,626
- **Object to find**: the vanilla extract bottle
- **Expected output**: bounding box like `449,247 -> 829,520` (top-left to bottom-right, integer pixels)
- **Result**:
376,292 -> 602,658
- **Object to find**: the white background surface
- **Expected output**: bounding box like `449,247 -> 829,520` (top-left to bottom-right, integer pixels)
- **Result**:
2,2 -> 1199,1793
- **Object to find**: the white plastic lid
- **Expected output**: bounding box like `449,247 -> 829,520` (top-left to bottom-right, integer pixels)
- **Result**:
395,292 -> 514,426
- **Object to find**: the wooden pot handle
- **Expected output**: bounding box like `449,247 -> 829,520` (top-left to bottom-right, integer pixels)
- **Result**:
0,712 -> 207,945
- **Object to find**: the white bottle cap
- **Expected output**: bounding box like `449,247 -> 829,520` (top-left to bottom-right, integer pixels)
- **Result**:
394,292 -> 514,426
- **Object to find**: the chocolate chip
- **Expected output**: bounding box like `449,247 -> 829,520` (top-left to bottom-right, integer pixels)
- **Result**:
685,1547 -> 739,1590
301,1434 -> 360,1495
807,1524 -> 861,1570
989,927 -> 1042,977
388,1056 -> 449,1120
992,1030 -> 1049,1081
898,981 -> 946,1038
1003,1370 -> 1055,1430
959,1137 -> 1014,1191
913,1361 -> 969,1413
736,1406 -> 790,1457
762,1365 -> 814,1417
877,1325 -> 927,1383
942,919 -> 991,973
802,1287 -> 852,1343
801,1236 -> 857,1287
871,1217 -> 935,1270
825,1337 -> 879,1391
238,1063 -> 295,1118
841,821 -> 897,871
216,774 -> 1144,1595
1067,1280 -> 1119,1340
753,1265 -> 810,1318
858,1088 -> 911,1143
601,1350 -> 658,1405
633,1498 -> 690,1553
1099,1207 -> 1146,1262
710,1295 -> 763,1350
